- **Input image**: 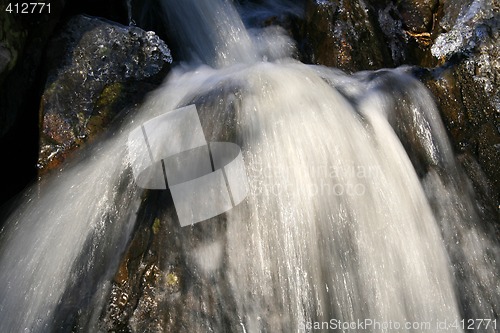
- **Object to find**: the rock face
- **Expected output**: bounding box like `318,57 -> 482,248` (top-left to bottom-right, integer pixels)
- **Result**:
38,15 -> 172,172
99,192 -> 241,333
98,86 -> 246,333
299,0 -> 445,70
397,0 -> 439,33
300,0 -> 393,72
422,10 -> 500,207
301,0 -> 499,207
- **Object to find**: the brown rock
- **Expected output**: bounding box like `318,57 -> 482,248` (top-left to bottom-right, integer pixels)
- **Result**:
301,0 -> 393,72
397,0 -> 439,33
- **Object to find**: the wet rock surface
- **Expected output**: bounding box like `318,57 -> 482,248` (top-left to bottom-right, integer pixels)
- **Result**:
38,15 -> 172,172
99,191 -> 241,333
420,16 -> 500,209
398,0 -> 439,33
300,0 -> 393,72
97,86 -> 246,332
295,0 -> 499,209
299,0 -> 446,70
412,0 -> 500,210
299,0 -> 491,70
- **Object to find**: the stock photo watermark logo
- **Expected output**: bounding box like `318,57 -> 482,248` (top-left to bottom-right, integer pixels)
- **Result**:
247,163 -> 382,198
127,105 -> 249,227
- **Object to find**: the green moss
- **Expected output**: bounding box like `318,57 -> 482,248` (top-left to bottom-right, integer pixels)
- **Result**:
86,82 -> 124,134
165,272 -> 179,287
96,82 -> 123,109
152,217 -> 161,235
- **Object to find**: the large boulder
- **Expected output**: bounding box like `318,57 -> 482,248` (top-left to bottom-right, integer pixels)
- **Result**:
38,15 -> 172,172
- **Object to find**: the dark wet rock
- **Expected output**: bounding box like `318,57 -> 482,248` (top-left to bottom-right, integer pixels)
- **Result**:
375,0 -> 442,67
370,2 -> 409,65
298,0 -> 446,70
99,191 -> 242,332
397,0 -> 439,33
419,16 -> 500,207
38,15 -> 172,172
426,74 -> 499,206
300,0 -> 393,72
98,87 -> 245,332
298,0 -> 494,70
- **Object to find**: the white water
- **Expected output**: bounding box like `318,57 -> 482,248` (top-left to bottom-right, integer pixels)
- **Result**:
1,0 -> 499,332
0,130 -> 148,331
225,64 -> 460,330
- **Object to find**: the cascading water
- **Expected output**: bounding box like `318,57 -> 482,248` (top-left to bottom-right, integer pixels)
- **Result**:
0,0 -> 498,332
226,64 -> 462,330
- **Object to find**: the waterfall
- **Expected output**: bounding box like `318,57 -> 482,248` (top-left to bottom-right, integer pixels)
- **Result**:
225,64 -> 460,329
0,0 -> 498,332
158,0 -> 257,67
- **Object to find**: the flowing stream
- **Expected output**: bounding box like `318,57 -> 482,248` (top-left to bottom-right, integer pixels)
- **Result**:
0,0 -> 498,332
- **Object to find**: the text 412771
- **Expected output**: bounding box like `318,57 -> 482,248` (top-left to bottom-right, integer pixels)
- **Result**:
5,3 -> 51,14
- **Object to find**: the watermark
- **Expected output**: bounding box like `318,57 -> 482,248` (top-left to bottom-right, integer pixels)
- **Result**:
249,164 -> 382,181
298,318 -> 497,331
127,105 -> 248,227
5,3 -> 51,14
299,319 -> 431,331
253,181 -> 367,197
248,163 -> 382,198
